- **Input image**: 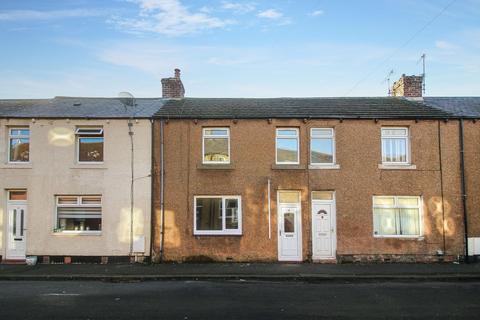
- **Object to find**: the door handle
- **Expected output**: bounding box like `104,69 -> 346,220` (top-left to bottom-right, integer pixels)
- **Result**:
279,230 -> 282,236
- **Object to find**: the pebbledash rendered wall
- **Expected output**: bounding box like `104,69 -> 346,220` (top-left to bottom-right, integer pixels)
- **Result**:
0,118 -> 152,260
463,121 -> 480,253
152,118 -> 465,263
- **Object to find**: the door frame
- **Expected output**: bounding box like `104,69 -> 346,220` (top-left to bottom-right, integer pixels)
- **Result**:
5,190 -> 28,260
277,191 -> 302,262
311,191 -> 337,260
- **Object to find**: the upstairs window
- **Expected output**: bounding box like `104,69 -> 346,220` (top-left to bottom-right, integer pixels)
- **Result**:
55,195 -> 102,233
8,127 -> 30,163
373,196 -> 421,237
310,128 -> 335,165
75,128 -> 104,163
276,128 -> 299,164
381,127 -> 409,164
203,128 -> 230,164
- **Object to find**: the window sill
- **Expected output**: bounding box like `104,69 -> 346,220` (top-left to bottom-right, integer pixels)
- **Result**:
52,231 -> 102,236
378,164 -> 416,170
309,164 -> 340,170
272,164 -> 306,170
197,163 -> 234,170
70,164 -> 108,170
374,235 -> 424,240
194,231 -> 242,236
1,163 -> 33,169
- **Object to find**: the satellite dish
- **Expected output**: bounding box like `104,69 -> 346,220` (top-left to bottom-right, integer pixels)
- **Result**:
118,91 -> 135,107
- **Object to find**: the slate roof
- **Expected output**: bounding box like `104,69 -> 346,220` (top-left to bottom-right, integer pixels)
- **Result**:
423,97 -> 480,118
153,97 -> 453,119
0,96 -> 165,119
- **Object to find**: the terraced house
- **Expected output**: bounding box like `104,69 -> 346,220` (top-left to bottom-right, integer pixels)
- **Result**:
0,97 -> 159,263
1,70 -> 479,264
151,72 -> 476,263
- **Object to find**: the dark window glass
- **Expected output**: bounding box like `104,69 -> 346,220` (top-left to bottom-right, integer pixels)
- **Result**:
196,198 -> 222,231
225,199 -> 238,229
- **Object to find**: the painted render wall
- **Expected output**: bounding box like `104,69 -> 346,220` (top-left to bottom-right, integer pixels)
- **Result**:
0,118 -> 152,258
152,118 -> 465,262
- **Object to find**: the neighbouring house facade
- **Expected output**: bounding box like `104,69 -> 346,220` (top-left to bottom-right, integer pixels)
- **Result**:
0,97 -> 159,263
424,97 -> 480,258
151,72 -> 472,263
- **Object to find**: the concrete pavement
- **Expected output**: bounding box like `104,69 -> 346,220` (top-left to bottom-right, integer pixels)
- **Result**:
1,262 -> 480,282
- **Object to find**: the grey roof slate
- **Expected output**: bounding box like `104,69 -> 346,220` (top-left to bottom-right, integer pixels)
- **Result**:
423,97 -> 480,118
0,96 -> 166,118
153,97 -> 453,119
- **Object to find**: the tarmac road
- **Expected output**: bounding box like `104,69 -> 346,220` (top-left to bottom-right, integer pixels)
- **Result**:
0,280 -> 479,319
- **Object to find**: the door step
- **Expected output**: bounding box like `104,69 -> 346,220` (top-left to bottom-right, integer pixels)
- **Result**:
2,259 -> 26,265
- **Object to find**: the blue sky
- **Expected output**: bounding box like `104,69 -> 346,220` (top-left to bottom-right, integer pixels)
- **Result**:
0,0 -> 479,98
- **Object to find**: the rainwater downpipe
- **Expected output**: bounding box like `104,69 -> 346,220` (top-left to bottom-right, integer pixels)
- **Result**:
159,120 -> 166,263
459,118 -> 469,263
268,178 -> 271,240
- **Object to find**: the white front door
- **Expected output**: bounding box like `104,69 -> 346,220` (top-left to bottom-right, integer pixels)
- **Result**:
6,202 -> 27,260
278,205 -> 302,261
312,202 -> 336,259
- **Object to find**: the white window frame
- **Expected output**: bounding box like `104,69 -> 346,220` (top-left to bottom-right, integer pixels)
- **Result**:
55,195 -> 102,235
381,127 -> 410,165
202,127 -> 230,164
8,127 -> 30,163
372,195 -> 423,238
276,128 -> 300,165
193,195 -> 242,235
75,127 -> 104,164
310,128 -> 335,165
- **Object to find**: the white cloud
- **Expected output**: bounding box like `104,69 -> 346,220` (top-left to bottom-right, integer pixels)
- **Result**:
0,9 -> 103,21
222,2 -> 256,14
435,40 -> 457,50
257,9 -> 283,19
309,10 -> 324,17
112,0 -> 232,36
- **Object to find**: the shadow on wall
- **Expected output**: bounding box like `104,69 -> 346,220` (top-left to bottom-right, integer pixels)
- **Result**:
48,127 -> 75,147
117,207 -> 145,244
427,196 -> 455,237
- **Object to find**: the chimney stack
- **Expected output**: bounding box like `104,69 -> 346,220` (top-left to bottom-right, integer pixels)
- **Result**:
391,74 -> 423,98
161,68 -> 185,99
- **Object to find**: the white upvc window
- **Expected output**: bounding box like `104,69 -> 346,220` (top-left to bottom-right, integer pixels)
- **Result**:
8,127 -> 30,163
75,127 -> 104,163
310,128 -> 335,165
202,128 -> 230,164
373,196 -> 422,238
381,127 -> 410,164
55,195 -> 102,234
276,128 -> 299,164
194,196 -> 242,235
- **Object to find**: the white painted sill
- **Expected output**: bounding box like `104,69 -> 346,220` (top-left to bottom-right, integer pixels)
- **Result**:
70,164 -> 108,169
378,164 -> 416,170
194,232 -> 242,236
52,231 -> 102,236
309,164 -> 340,170
374,235 -> 424,241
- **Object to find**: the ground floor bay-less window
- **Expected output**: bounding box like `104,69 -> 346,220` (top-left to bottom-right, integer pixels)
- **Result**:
373,196 -> 422,237
194,196 -> 242,235
55,195 -> 102,233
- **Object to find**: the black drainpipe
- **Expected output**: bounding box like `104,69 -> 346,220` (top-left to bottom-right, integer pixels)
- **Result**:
159,120 -> 166,263
459,118 -> 469,263
149,119 -> 155,262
